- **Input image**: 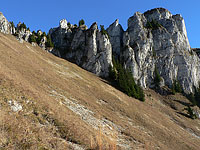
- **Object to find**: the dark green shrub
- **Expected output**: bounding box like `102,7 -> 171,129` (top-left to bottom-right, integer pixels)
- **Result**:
184,105 -> 197,119
185,87 -> 200,108
32,30 -> 36,35
154,66 -> 161,87
78,19 -> 85,26
10,21 -> 15,28
45,34 -> 54,48
67,22 -> 71,28
29,34 -> 36,43
74,24 -> 78,28
41,32 -> 46,38
36,34 -> 41,45
20,22 -> 27,30
145,19 -> 162,30
109,58 -> 145,101
171,80 -> 182,94
100,25 -> 109,38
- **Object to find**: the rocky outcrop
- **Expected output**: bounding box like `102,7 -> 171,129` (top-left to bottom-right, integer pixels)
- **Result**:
107,19 -> 124,56
0,12 -> 12,34
49,8 -> 200,93
120,8 -> 200,93
50,21 -> 112,77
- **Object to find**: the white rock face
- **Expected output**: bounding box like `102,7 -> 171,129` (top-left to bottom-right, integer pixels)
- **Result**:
0,12 -> 11,34
50,22 -> 112,77
39,36 -> 47,49
120,8 -> 200,93
60,19 -> 68,29
107,19 -> 124,56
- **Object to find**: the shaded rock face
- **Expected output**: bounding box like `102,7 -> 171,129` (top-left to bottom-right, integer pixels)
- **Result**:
107,19 -> 124,56
50,22 -> 112,77
0,12 -> 11,34
120,8 -> 200,93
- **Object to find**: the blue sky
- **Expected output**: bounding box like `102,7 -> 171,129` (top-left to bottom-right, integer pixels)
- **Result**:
0,0 -> 200,47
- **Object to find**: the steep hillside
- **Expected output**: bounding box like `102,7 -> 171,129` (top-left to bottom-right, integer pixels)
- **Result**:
0,32 -> 200,150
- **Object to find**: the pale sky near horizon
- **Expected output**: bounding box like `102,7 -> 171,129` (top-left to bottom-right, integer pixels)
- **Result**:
0,0 -> 200,48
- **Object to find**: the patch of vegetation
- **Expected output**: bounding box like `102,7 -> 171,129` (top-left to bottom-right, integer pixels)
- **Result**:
19,22 -> 27,30
109,58 -> 145,101
32,30 -> 36,35
145,19 -> 162,30
10,21 -> 15,28
29,34 -> 36,43
171,80 -> 182,95
67,22 -> 71,28
41,32 -> 47,38
184,105 -> 197,119
36,34 -> 41,45
74,24 -> 78,28
154,65 -> 161,87
45,34 -> 54,48
186,86 -> 200,107
100,25 -> 109,38
79,19 -> 85,26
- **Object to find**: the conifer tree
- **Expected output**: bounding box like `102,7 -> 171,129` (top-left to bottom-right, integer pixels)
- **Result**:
46,34 -> 54,48
79,19 -> 85,26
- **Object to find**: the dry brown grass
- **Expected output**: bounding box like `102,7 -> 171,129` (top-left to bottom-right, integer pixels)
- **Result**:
0,33 -> 200,150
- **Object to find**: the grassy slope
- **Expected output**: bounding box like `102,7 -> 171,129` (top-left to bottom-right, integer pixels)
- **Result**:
0,33 -> 199,150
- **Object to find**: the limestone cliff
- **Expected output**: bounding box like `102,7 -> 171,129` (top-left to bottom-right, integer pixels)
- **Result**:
115,8 -> 200,93
50,20 -> 112,77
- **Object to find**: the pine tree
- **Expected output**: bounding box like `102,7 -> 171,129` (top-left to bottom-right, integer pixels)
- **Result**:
109,58 -> 145,101
46,34 -> 54,48
79,19 -> 85,26
29,34 -> 36,43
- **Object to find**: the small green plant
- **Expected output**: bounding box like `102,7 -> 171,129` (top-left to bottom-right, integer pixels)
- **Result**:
67,22 -> 71,28
184,105 -> 197,119
100,25 -> 109,38
154,66 -> 161,87
145,19 -> 162,30
79,19 -> 85,26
